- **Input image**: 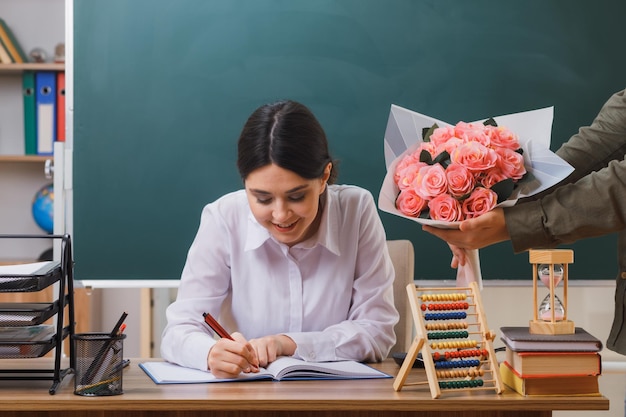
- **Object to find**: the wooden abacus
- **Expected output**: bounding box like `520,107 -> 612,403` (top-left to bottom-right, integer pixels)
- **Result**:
393,282 -> 504,398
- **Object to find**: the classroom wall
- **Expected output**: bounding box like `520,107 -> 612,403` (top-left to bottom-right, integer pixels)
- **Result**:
98,281 -> 623,362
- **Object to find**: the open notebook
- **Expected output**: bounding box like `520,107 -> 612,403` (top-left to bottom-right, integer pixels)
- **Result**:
140,357 -> 391,384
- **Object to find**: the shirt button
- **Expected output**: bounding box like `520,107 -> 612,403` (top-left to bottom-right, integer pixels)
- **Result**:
621,272 -> 626,279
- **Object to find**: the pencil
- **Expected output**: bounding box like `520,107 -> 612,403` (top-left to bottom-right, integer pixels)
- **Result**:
76,375 -> 121,394
110,312 -> 128,337
202,312 -> 234,340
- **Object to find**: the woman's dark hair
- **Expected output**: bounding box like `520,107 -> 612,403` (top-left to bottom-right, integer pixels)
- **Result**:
237,100 -> 338,183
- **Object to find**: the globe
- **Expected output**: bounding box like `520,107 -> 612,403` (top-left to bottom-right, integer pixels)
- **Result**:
32,183 -> 54,234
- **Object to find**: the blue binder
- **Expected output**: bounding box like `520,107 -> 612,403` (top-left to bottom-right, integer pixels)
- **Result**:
35,71 -> 57,155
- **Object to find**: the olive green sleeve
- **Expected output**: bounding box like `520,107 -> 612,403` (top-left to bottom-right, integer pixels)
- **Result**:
505,89 -> 626,253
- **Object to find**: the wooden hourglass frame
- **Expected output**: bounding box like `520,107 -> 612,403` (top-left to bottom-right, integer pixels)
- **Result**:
529,249 -> 574,335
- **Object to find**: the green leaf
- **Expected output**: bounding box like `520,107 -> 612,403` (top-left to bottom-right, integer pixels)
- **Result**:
419,149 -> 433,164
422,127 -> 430,141
432,151 -> 451,168
422,123 -> 439,142
491,178 -> 515,203
483,117 -> 498,127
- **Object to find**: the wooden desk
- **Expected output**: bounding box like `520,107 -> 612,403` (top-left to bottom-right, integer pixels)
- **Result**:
0,358 -> 609,417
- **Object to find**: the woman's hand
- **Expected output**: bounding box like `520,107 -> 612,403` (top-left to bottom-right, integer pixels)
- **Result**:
448,243 -> 467,268
248,334 -> 297,368
207,332 -> 260,379
422,208 -> 510,269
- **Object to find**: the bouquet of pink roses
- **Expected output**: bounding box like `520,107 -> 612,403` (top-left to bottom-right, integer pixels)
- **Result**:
394,120 -> 527,222
380,105 -> 574,229
379,104 -> 574,288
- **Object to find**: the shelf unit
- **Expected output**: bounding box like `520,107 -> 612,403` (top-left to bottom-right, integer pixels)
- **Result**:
0,234 -> 75,394
0,62 -> 64,159
0,0 -> 65,261
0,63 -> 63,262
0,63 -> 64,71
0,155 -> 52,163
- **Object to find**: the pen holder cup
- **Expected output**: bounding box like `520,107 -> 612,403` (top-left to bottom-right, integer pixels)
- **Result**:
72,332 -> 127,396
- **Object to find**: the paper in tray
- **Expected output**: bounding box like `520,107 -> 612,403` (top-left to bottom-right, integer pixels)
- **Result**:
0,302 -> 58,326
0,261 -> 62,292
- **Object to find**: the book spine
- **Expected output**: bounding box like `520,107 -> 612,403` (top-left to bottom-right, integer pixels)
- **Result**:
23,71 -> 37,155
0,38 -> 13,63
35,71 -> 57,155
0,18 -> 27,63
56,72 -> 65,141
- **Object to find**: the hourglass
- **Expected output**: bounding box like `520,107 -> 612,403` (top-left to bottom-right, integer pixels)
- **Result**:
538,263 -> 565,321
529,249 -> 575,335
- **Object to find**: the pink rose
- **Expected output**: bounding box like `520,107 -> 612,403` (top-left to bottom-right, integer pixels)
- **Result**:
495,147 -> 526,180
486,125 -> 520,150
416,142 -> 438,160
428,194 -> 463,222
394,152 -> 420,184
429,125 -> 456,148
396,188 -> 427,217
414,164 -> 447,199
461,187 -> 497,219
445,163 -> 475,198
481,167 -> 508,189
454,122 -> 490,147
395,159 -> 426,190
438,136 -> 464,156
451,141 -> 498,172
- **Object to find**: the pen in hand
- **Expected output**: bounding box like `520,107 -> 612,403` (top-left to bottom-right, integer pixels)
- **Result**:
203,312 -> 234,340
203,312 -> 259,374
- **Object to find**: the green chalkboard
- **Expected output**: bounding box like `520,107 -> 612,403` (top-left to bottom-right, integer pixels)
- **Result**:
73,0 -> 625,281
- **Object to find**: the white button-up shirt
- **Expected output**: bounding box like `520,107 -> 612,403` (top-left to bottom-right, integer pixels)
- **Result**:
160,185 -> 399,371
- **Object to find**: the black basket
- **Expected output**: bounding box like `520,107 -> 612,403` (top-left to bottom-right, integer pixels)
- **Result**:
72,332 -> 126,396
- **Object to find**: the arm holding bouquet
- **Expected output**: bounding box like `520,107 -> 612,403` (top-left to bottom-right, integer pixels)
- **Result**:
423,88 -> 626,355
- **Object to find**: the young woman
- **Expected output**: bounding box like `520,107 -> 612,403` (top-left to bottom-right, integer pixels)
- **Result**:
161,100 -> 398,378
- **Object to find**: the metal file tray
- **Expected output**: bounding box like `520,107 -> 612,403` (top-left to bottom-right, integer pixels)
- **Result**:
0,235 -> 75,394
0,261 -> 62,292
0,327 -> 68,359
0,302 -> 58,326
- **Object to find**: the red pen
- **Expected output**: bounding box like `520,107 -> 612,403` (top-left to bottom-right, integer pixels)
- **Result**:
203,312 -> 234,340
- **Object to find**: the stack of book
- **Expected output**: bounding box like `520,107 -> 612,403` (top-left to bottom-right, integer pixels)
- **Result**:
499,326 -> 603,396
0,18 -> 28,63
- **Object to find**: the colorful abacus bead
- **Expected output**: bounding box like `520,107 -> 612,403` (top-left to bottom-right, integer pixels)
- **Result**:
438,379 -> 484,389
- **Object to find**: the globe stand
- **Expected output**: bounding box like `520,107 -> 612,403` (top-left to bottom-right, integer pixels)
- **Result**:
529,249 -> 575,335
